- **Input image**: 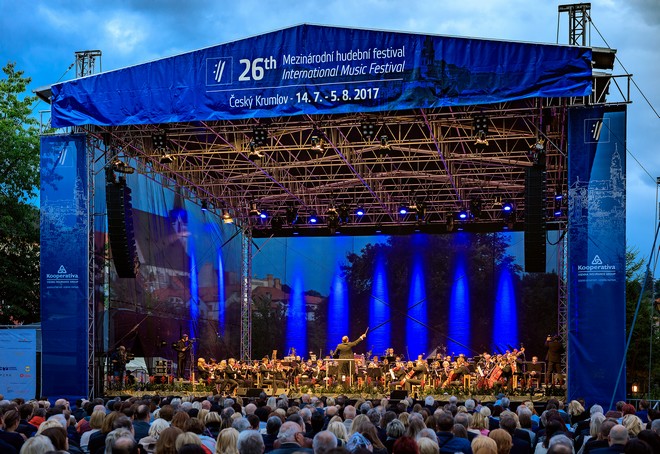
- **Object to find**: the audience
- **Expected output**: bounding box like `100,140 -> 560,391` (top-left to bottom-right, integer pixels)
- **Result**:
0,391 -> 657,454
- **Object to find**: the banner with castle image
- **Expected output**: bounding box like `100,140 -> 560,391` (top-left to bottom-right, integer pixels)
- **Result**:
568,105 -> 626,406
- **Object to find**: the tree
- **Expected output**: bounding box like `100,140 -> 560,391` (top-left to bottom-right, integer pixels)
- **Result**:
625,248 -> 660,397
0,62 -> 41,324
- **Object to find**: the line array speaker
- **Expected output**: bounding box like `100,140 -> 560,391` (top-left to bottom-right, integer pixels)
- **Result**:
525,165 -> 546,273
106,180 -> 140,278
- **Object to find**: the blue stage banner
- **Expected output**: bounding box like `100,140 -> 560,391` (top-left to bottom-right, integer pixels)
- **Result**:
0,330 -> 37,400
567,105 -> 626,407
40,134 -> 89,400
51,24 -> 592,127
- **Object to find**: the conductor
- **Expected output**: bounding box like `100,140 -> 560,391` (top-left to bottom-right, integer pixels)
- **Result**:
334,329 -> 367,385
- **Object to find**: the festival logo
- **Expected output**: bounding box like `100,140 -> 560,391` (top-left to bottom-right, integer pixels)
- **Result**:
206,57 -> 233,86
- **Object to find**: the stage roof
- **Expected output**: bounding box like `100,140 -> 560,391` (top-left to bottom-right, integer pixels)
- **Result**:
45,24 -> 600,236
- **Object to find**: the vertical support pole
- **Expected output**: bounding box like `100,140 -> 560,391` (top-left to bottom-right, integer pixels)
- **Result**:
87,137 -> 96,398
240,227 -> 253,361
558,226 -> 569,391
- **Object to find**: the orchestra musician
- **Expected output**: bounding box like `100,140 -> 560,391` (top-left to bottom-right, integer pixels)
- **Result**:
173,333 -> 192,379
110,345 -> 128,389
525,355 -> 544,387
197,357 -> 212,382
404,357 -> 428,394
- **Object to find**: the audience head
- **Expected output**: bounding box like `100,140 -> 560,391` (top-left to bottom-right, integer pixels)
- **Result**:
489,428 -> 512,454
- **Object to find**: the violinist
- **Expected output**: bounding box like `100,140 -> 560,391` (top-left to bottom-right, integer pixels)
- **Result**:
197,357 -> 212,382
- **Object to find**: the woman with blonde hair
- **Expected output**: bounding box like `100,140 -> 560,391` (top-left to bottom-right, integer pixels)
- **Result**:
398,412 -> 410,428
471,435 -> 498,454
349,414 -> 371,436
328,420 -> 349,446
622,414 -> 644,437
138,418 -> 170,454
216,427 -> 239,454
80,410 -> 105,453
417,437 -> 439,454
489,428 -> 512,454
176,432 -> 203,452
471,410 -> 490,436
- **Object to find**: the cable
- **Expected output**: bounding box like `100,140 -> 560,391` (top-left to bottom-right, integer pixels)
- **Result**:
588,13 -> 660,119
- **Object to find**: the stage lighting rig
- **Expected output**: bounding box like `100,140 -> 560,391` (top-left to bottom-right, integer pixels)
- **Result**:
398,205 -> 408,215
470,199 -> 483,218
338,202 -> 350,224
308,211 -> 319,224
248,200 -> 261,217
529,138 -> 546,165
285,206 -> 299,225
247,141 -> 265,160
416,201 -> 427,222
355,206 -> 365,217
360,121 -> 376,140
310,130 -> 326,152
110,157 -> 135,174
221,208 -> 234,224
473,115 -> 489,148
152,131 -> 169,152
271,216 -> 284,232
201,200 -> 209,212
252,127 -> 268,147
457,209 -> 469,221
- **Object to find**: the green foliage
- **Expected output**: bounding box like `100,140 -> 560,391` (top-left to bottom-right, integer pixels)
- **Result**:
0,62 -> 41,325
624,247 -> 660,397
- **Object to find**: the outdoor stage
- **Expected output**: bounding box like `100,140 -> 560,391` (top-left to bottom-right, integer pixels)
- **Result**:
38,20 -> 628,407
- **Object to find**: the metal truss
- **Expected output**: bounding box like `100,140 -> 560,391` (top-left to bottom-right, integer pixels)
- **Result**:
87,137 -> 97,398
240,227 -> 253,361
92,97 -> 597,238
558,3 -> 591,47
558,225 -> 569,390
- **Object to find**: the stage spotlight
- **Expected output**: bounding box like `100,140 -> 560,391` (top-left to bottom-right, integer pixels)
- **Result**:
110,158 -> 135,174
222,209 -> 234,224
554,192 -> 564,201
327,208 -> 339,232
248,141 -> 264,160
473,115 -> 489,148
152,132 -> 169,152
502,201 -> 514,213
285,206 -> 298,225
248,200 -> 261,217
201,200 -> 208,212
159,151 -> 175,164
361,122 -> 376,140
470,199 -> 482,218
271,216 -> 284,232
380,135 -> 390,148
399,205 -> 408,215
446,214 -> 455,232
252,127 -> 268,147
338,202 -> 350,224
310,130 -> 325,152
529,138 -> 546,165
553,207 -> 563,217
355,206 -> 365,217
259,210 -> 268,220
308,211 -> 319,224
457,209 -> 469,221
416,201 -> 427,222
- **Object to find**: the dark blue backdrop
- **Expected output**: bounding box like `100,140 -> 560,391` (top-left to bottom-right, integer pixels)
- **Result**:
568,105 -> 627,407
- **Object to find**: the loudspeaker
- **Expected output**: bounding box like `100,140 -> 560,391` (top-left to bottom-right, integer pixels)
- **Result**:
106,179 -> 139,278
524,166 -> 546,273
390,390 -> 408,400
246,388 -> 264,397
